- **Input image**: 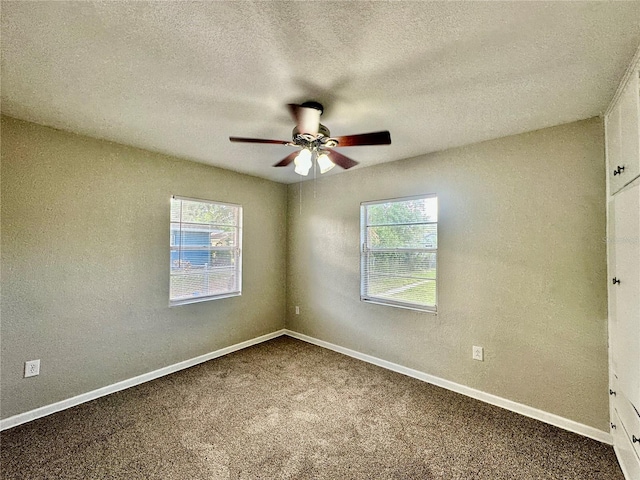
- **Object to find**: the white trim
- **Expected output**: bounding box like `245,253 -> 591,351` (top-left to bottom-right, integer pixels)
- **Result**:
169,290 -> 241,307
361,297 -> 438,314
284,329 -> 612,445
605,44 -> 640,117
360,194 -> 439,313
0,329 -> 286,431
169,196 -> 243,306
1,328 -> 613,446
361,192 -> 438,207
171,195 -> 241,209
614,444 -> 640,480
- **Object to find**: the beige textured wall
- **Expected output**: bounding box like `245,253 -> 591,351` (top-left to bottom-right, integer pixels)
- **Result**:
1,116 -> 287,419
1,115 -> 609,431
286,118 -> 609,431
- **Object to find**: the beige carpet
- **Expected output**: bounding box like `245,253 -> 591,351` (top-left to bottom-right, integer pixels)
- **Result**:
0,336 -> 624,479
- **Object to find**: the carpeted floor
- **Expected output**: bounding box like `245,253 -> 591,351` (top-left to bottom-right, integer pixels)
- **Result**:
0,336 -> 624,479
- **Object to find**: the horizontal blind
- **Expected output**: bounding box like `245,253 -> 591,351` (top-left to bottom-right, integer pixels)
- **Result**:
170,197 -> 242,305
361,195 -> 437,312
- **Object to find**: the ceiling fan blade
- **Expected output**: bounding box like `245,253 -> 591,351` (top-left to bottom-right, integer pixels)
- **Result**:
335,131 -> 391,147
229,136 -> 290,145
328,150 -> 359,170
273,150 -> 299,167
288,103 -> 320,136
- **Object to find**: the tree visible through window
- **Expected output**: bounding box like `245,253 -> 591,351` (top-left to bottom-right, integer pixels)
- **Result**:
170,196 -> 242,306
361,195 -> 437,312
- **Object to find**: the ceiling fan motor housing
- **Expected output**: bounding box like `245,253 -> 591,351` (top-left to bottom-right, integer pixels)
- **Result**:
300,101 -> 324,114
292,124 -> 338,148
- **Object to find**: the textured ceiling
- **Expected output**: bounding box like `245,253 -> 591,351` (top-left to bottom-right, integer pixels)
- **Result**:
2,1 -> 640,184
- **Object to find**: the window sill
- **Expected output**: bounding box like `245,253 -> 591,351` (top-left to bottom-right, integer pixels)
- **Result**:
361,297 -> 437,314
169,291 -> 241,307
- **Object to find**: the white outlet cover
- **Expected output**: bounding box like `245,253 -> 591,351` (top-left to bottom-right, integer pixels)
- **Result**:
24,359 -> 40,377
472,346 -> 484,361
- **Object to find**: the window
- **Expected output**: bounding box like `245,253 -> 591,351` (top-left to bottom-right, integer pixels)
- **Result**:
361,195 -> 437,313
170,196 -> 242,306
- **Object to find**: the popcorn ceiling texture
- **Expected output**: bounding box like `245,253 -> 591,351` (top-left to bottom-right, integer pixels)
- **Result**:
2,1 -> 640,184
0,337 -> 623,479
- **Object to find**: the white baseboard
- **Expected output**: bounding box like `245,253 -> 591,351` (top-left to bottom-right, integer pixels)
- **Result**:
0,329 -> 286,431
1,328 -> 613,447
284,329 -> 612,445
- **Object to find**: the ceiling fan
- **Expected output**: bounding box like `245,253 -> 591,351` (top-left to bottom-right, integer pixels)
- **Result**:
229,101 -> 391,176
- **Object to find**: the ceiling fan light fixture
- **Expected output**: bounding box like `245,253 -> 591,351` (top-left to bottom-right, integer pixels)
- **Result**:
294,148 -> 312,176
230,101 -> 391,174
316,152 -> 335,174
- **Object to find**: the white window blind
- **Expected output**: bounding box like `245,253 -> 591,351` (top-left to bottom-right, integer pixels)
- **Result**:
170,196 -> 242,306
361,195 -> 437,313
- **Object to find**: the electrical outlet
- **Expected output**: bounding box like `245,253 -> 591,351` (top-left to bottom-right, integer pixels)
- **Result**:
24,359 -> 40,378
295,306 -> 300,315
472,346 -> 484,362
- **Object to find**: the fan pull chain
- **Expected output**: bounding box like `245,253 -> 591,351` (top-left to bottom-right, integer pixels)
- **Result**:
313,158 -> 317,199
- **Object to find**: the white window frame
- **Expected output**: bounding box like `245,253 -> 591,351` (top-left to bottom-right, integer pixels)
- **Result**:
360,194 -> 438,313
170,195 -> 242,306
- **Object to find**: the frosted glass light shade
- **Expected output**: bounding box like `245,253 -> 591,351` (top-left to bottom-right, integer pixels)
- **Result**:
316,153 -> 335,174
294,149 -> 312,176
